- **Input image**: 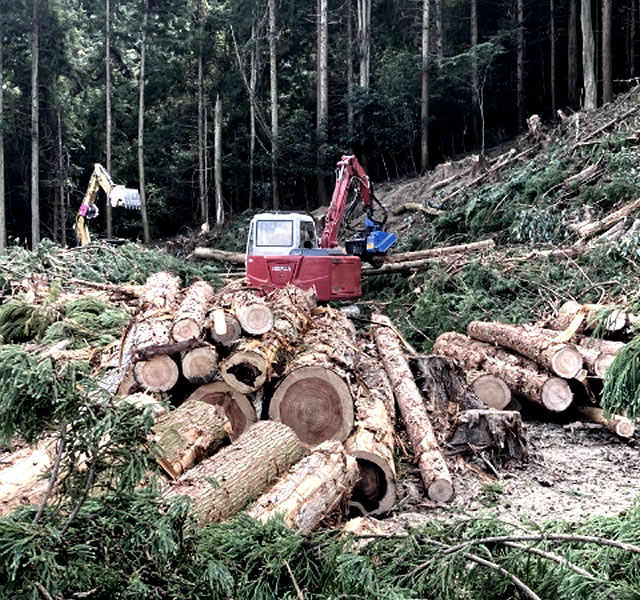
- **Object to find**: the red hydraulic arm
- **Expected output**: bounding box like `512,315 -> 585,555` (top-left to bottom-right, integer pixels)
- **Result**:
319,155 -> 372,249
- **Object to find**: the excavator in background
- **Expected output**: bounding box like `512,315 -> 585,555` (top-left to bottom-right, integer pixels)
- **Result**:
74,163 -> 141,246
246,155 -> 397,301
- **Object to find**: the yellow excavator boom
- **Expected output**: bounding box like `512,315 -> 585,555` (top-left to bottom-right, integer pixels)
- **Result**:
74,163 -> 141,246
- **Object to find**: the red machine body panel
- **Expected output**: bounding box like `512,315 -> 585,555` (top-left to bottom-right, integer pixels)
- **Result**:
246,253 -> 361,302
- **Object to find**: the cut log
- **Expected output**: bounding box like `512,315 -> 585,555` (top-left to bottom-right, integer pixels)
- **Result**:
578,336 -> 625,355
344,348 -> 396,516
575,405 -> 635,439
469,372 -> 512,410
248,440 -> 358,532
134,354 -> 179,392
137,271 -> 182,312
372,314 -> 454,503
181,345 -> 218,385
433,332 -> 573,412
185,381 -> 257,441
269,307 -> 356,446
191,247 -> 246,265
171,280 -> 216,342
209,309 -> 242,346
232,291 -> 274,335
391,202 -> 445,217
220,286 -> 316,394
447,410 -> 528,465
163,421 -> 303,525
571,196 -> 640,240
153,397 -> 228,479
543,300 -> 629,335
467,321 -> 583,379
382,239 -> 495,263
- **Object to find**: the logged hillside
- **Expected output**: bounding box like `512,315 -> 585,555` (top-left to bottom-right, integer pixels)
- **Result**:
1,90 -> 640,600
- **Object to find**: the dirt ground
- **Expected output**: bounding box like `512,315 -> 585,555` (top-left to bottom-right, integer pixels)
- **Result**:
393,417 -> 640,526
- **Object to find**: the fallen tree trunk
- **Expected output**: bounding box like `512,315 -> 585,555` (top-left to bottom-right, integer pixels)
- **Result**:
248,440 -> 358,532
372,314 -> 454,503
191,247 -> 246,265
181,344 -> 218,385
153,397 -> 228,479
447,409 -> 528,465
344,348 -> 397,516
391,202 -> 445,217
433,332 -> 573,412
382,239 -> 495,264
269,307 -> 356,445
575,405 -> 635,439
171,280 -> 215,342
467,321 -> 583,379
221,286 -> 316,394
542,300 -> 629,335
571,197 -> 640,240
185,381 -> 257,441
163,421 -> 303,525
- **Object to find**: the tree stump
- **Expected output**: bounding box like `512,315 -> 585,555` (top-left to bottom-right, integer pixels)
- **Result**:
269,307 -> 356,446
185,381 -> 257,441
163,421 -> 303,525
171,280 -> 215,342
248,440 -> 358,532
373,314 -> 454,503
152,397 -> 228,479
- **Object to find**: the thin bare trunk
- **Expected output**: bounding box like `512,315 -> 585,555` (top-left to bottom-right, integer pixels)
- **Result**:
356,0 -> 371,89
471,0 -> 480,144
138,0 -> 150,243
346,0 -> 354,138
420,0 -> 430,173
249,22 -> 257,209
581,0 -> 597,109
54,110 -> 63,243
631,0 -> 636,77
198,0 -> 207,227
105,0 -> 113,237
434,0 -> 443,60
317,0 -> 329,205
31,0 -> 40,248
602,0 -> 612,104
517,0 -> 525,129
550,0 -> 556,114
214,95 -> 224,226
268,0 -> 279,210
568,0 -> 578,106
0,30 -> 5,253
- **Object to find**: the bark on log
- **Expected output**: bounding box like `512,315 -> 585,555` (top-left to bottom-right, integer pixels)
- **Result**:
543,300 -> 629,334
171,280 -> 215,342
191,247 -> 246,265
468,372 -> 512,410
185,381 -> 257,441
248,440 -> 358,532
467,321 -> 583,379
382,239 -> 495,263
163,421 -> 303,525
447,409 -> 528,465
209,309 -> 242,346
181,345 -> 218,385
344,347 -> 396,515
577,335 -> 625,355
571,197 -> 640,240
372,314 -> 454,503
575,405 -> 635,439
270,307 -> 356,445
433,332 -> 573,412
391,202 -> 445,217
220,286 -> 316,394
153,397 -> 228,479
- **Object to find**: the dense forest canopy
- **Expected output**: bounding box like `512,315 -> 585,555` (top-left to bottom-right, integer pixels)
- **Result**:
0,0 -> 637,246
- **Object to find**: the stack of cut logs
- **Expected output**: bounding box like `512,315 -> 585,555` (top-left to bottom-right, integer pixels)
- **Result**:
433,300 -> 635,439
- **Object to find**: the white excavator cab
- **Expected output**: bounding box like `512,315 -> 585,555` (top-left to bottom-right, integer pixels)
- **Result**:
246,213 -> 318,257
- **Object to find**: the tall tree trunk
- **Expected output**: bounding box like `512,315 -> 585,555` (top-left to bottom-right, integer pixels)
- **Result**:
248,21 -> 257,209
421,0 -> 430,173
197,0 -> 208,228
268,0 -> 279,210
31,0 -> 40,248
105,0 -> 113,238
602,0 -> 613,104
214,94 -> 224,226
434,0 -> 443,60
138,0 -> 150,244
346,0 -> 354,139
631,0 -> 636,77
317,0 -> 329,205
581,0 -> 597,109
54,110 -> 63,244
568,0 -> 579,107
470,0 -> 480,145
550,0 -> 556,114
0,28 -> 5,253
516,0 -> 525,129
356,0 -> 371,89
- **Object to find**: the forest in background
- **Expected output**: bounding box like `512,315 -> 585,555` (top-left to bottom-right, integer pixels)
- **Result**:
0,0 -> 637,247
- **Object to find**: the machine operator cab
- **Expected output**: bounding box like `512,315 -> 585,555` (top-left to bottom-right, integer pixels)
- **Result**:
246,212 -> 319,258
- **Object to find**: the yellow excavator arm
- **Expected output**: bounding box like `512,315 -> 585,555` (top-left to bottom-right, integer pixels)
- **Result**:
74,163 -> 141,246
